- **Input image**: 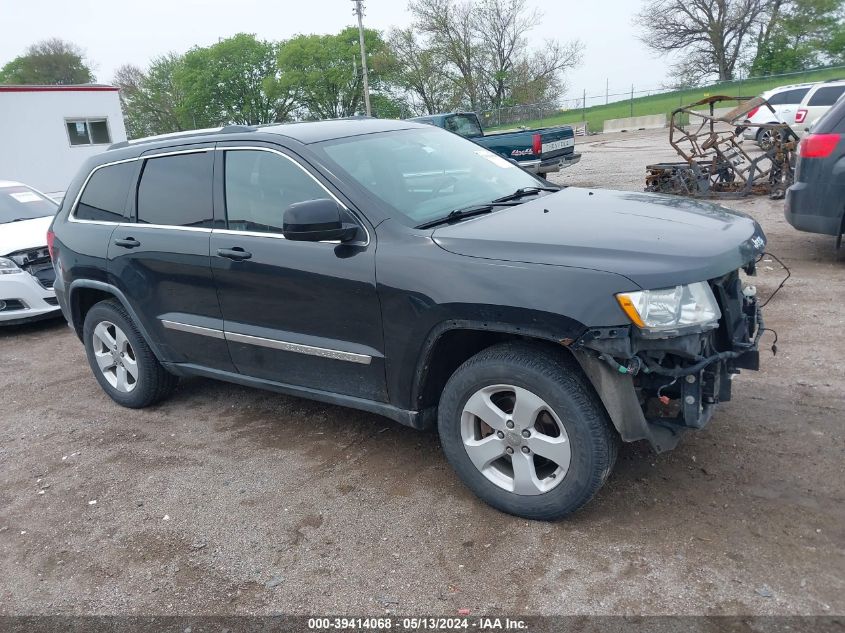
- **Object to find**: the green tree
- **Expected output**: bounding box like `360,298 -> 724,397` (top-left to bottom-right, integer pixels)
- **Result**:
388,27 -> 456,114
113,53 -> 192,138
0,38 -> 94,85
751,0 -> 845,75
274,27 -> 393,119
176,33 -> 295,127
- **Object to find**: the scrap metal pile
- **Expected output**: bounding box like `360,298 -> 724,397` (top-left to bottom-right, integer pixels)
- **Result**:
646,95 -> 799,199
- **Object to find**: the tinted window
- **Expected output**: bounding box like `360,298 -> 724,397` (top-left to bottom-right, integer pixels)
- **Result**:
782,88 -> 810,104
0,186 -> 57,224
808,86 -> 845,107
767,90 -> 789,106
444,114 -> 482,137
136,152 -> 213,227
75,162 -> 135,222
224,150 -> 326,233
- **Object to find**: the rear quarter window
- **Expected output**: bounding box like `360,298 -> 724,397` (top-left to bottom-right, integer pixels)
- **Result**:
136,152 -> 213,227
808,86 -> 845,107
75,162 -> 136,222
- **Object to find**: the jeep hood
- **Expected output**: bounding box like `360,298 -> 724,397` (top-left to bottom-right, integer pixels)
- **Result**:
0,215 -> 53,256
431,187 -> 766,289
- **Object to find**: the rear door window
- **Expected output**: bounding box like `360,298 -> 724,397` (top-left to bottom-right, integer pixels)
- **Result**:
808,86 -> 845,107
136,152 -> 213,227
75,162 -> 135,222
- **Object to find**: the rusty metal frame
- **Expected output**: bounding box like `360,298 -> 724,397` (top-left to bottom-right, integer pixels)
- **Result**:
645,95 -> 799,199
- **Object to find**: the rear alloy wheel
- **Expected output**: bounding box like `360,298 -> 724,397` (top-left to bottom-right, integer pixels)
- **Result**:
438,342 -> 619,520
83,300 -> 177,408
91,321 -> 139,393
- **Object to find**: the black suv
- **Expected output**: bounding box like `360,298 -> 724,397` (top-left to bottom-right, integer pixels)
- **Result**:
50,119 -> 766,520
786,94 -> 845,248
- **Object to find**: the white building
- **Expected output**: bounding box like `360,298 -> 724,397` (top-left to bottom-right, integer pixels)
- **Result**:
0,84 -> 127,198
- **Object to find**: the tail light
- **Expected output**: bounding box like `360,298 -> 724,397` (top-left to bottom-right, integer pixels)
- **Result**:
746,106 -> 760,119
799,133 -> 841,159
795,109 -> 808,124
46,229 -> 56,261
532,133 -> 542,155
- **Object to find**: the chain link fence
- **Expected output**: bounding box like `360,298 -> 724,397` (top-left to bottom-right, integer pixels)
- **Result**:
476,64 -> 845,133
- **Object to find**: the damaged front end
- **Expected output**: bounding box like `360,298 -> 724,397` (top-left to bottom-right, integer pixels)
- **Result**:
572,262 -> 763,453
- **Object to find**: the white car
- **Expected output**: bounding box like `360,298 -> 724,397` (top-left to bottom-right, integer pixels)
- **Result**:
794,80 -> 845,136
741,82 -> 814,149
0,180 -> 61,325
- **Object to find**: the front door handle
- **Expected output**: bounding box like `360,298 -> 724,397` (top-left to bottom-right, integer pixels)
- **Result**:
217,247 -> 252,261
114,237 -> 141,248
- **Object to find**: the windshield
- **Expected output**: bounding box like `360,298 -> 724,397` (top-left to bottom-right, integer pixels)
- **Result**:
0,185 -> 58,224
315,127 -> 544,225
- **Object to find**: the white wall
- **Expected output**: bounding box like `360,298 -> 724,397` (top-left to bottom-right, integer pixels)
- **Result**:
0,89 -> 127,196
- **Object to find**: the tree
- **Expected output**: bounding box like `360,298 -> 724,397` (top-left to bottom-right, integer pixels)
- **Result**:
751,0 -> 845,74
0,38 -> 94,85
176,33 -> 295,127
407,0 -> 582,111
113,54 -> 191,138
635,0 -> 772,82
387,27 -> 455,114
274,27 -> 393,120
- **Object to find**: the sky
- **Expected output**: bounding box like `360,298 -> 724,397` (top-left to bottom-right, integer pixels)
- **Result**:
0,0 -> 663,105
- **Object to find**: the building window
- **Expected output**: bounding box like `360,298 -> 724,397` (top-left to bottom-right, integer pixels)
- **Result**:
65,118 -> 111,146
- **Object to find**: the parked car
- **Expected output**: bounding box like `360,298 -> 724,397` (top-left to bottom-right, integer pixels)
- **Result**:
408,111 -> 580,175
785,91 -> 845,247
741,83 -> 814,149
0,180 -> 61,325
49,119 -> 766,520
794,79 -> 845,135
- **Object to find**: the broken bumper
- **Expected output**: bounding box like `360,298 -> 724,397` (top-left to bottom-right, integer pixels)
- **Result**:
520,152 -> 582,174
573,269 -> 762,452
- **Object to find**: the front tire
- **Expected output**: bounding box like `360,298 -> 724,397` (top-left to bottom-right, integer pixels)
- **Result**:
438,342 -> 618,520
83,300 -> 177,408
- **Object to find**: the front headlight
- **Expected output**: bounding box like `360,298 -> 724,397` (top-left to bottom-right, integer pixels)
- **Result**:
616,281 -> 721,333
0,257 -> 24,275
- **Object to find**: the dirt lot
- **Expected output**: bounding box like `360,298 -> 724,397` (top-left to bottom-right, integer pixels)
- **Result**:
1,129 -> 843,617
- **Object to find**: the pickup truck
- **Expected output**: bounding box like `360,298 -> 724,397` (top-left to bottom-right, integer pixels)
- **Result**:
408,111 -> 581,175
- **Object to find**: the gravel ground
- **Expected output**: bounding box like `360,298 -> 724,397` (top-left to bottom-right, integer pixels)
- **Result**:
0,129 -> 843,616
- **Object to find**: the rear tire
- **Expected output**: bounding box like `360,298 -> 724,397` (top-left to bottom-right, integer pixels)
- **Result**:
437,342 -> 618,520
83,300 -> 177,408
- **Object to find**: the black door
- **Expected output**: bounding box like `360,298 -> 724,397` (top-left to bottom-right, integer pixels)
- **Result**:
108,146 -> 235,372
210,145 -> 386,401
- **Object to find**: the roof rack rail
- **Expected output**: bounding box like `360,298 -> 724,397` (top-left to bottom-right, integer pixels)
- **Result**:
107,124 -> 258,150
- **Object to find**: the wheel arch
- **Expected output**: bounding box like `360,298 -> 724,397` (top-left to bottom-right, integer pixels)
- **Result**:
68,280 -> 167,361
411,320 -> 584,414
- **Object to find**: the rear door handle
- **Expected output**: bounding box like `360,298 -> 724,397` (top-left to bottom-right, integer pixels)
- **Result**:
217,247 -> 252,261
114,237 -> 140,248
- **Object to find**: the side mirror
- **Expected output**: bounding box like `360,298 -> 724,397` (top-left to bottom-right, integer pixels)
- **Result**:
282,198 -> 358,242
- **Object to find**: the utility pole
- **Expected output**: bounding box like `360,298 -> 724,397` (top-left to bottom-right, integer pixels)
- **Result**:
352,0 -> 372,116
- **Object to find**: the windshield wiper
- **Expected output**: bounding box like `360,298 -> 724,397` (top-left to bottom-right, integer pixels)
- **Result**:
491,186 -> 560,204
416,201 -> 520,229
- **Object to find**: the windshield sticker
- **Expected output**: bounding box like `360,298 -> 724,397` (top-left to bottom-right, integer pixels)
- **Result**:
9,191 -> 42,203
474,149 -> 513,169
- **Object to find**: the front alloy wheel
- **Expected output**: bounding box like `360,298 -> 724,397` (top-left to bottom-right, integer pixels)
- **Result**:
461,384 -> 571,495
438,342 -> 619,520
